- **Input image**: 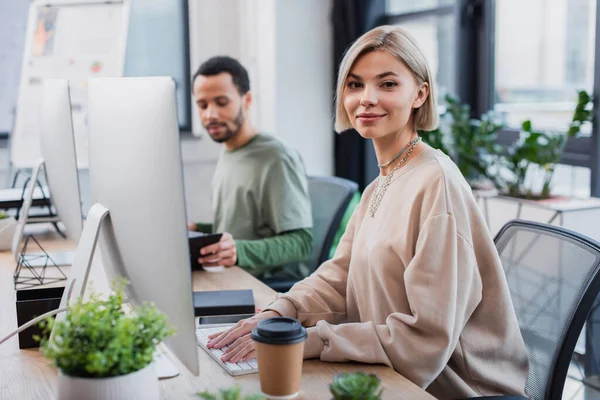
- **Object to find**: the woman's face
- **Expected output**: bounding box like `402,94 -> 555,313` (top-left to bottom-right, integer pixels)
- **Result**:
343,50 -> 428,140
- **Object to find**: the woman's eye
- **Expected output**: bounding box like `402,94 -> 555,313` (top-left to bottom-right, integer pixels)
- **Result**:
347,81 -> 362,89
381,81 -> 397,89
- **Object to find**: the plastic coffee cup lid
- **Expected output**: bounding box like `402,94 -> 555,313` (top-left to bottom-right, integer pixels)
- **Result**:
251,317 -> 307,345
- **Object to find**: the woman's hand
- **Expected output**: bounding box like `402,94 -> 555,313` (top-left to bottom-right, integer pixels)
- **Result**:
206,311 -> 280,363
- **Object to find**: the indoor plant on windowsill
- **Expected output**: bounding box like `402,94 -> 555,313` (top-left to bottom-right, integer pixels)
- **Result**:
0,210 -> 17,251
418,94 -> 504,190
36,279 -> 174,400
497,90 -> 593,200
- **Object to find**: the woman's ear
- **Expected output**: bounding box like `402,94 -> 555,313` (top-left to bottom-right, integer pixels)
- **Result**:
413,83 -> 429,109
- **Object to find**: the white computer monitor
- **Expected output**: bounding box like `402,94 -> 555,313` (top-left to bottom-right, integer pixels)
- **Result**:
83,76 -> 199,375
40,79 -> 84,240
11,79 -> 83,267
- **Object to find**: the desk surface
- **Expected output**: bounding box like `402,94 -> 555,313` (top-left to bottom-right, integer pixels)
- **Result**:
0,229 -> 434,400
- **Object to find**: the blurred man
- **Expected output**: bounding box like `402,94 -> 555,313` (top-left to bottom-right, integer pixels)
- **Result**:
189,56 -> 313,281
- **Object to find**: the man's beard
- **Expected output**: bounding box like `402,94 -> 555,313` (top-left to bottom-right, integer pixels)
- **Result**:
206,108 -> 244,143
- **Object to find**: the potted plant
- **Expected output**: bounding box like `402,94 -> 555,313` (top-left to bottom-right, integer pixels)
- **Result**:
0,210 -> 17,251
329,372 -> 383,400
419,94 -> 504,189
197,386 -> 265,400
497,90 -> 593,199
36,278 -> 174,400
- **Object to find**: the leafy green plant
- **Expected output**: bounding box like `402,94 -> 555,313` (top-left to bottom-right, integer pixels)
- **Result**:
419,94 -> 503,188
498,90 -> 593,199
197,386 -> 265,400
36,278 -> 174,378
329,372 -> 383,400
0,210 -> 11,219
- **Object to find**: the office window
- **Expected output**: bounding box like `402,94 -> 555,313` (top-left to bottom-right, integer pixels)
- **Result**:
494,0 -> 596,132
396,15 -> 455,104
125,0 -> 190,130
386,1 -> 456,106
386,0 -> 454,15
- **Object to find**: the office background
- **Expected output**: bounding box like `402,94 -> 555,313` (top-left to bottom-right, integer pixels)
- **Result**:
0,0 -> 598,222
1,1 -> 600,398
2,0 -> 596,197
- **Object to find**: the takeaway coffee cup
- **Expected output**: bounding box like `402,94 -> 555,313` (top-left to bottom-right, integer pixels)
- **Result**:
251,317 -> 307,399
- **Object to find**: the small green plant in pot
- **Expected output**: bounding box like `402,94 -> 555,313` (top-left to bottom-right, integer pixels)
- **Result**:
329,372 -> 383,400
197,385 -> 265,400
36,278 -> 174,400
498,90 -> 593,199
419,94 -> 504,189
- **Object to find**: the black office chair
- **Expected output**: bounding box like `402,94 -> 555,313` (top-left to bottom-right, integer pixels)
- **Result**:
264,176 -> 358,293
461,220 -> 600,400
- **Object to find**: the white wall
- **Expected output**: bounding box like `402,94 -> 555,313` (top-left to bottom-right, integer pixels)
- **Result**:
274,0 -> 334,176
188,0 -> 239,160
188,0 -> 334,176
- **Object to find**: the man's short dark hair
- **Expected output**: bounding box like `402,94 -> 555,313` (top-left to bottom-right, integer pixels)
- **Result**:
192,56 -> 250,95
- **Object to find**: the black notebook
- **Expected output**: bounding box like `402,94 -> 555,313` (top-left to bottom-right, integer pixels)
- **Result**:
193,289 -> 255,317
188,231 -> 223,270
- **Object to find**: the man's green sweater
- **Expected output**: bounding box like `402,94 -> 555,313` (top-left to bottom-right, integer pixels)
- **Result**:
194,223 -> 312,278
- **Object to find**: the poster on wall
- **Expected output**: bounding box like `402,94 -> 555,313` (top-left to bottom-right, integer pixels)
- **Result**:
0,1 -> 30,135
11,0 -> 129,169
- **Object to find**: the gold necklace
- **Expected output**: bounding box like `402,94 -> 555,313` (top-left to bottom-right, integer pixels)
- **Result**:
369,137 -> 421,218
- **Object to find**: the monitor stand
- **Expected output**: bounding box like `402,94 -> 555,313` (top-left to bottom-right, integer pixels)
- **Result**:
56,203 -> 180,379
12,160 -> 73,267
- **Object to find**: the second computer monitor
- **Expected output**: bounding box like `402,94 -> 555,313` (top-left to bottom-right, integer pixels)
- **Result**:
40,79 -> 84,241
12,79 -> 83,267
87,76 -> 199,375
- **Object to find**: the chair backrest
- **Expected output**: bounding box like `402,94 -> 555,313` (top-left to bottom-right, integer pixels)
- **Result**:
307,176 -> 358,271
494,220 -> 600,400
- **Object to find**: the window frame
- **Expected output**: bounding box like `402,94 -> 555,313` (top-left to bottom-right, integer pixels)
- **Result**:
180,0 -> 192,132
465,0 -> 599,185
385,2 -> 458,106
474,0 -> 595,169
386,0 -> 600,194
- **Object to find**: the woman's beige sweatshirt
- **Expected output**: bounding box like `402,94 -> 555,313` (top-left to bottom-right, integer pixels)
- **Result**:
265,146 -> 528,399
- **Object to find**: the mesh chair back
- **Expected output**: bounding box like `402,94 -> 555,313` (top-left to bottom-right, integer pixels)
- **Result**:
495,220 -> 600,400
307,176 -> 358,271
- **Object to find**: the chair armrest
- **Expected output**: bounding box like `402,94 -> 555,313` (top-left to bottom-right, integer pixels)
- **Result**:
261,278 -> 297,293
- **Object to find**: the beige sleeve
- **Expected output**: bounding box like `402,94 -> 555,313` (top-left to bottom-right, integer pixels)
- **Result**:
308,214 -> 483,388
263,205 -> 360,327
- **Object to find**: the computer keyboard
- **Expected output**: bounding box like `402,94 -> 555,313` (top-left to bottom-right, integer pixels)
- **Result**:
195,324 -> 259,376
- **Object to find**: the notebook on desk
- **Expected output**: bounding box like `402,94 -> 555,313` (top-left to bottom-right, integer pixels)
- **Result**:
193,289 -> 255,317
188,231 -> 223,270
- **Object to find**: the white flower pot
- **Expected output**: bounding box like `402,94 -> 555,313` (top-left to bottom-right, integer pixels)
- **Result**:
0,217 -> 16,251
56,363 -> 159,400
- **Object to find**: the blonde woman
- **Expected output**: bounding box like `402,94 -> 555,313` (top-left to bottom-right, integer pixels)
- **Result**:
207,25 -> 528,398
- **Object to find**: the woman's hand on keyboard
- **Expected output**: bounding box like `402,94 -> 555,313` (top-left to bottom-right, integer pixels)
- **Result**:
206,311 -> 280,363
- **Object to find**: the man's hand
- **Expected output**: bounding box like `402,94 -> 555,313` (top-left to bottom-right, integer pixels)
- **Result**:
198,232 -> 237,267
206,311 -> 280,362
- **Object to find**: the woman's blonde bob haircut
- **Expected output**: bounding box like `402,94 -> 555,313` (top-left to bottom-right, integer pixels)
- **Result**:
334,25 -> 439,133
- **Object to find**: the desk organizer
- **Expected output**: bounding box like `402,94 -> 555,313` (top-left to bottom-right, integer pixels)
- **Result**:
13,234 -> 67,290
15,285 -> 64,349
